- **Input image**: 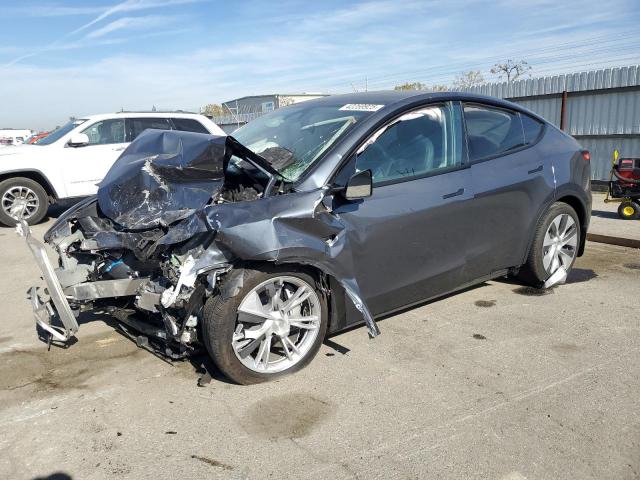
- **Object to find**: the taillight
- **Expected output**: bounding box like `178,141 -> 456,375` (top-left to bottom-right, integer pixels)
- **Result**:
581,150 -> 590,161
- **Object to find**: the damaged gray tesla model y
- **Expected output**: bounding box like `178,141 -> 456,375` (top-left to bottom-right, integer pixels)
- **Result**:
18,92 -> 591,384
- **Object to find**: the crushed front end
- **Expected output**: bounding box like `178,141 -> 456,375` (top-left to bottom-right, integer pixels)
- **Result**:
18,129 -> 380,360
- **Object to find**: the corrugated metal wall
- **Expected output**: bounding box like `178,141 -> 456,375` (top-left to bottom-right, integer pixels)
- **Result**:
464,65 -> 640,180
566,90 -> 640,136
469,65 -> 640,98
577,136 -> 640,180
515,97 -> 561,126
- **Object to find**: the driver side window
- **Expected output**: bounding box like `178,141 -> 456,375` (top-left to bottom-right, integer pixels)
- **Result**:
81,119 -> 125,146
356,103 -> 462,185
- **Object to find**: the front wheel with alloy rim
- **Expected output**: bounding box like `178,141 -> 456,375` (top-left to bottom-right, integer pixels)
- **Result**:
519,202 -> 581,286
202,267 -> 328,384
0,177 -> 48,227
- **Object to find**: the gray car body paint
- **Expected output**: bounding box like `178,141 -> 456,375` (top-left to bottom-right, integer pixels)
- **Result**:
40,91 -> 591,343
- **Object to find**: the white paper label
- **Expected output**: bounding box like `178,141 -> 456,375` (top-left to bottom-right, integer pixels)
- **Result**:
339,104 -> 384,112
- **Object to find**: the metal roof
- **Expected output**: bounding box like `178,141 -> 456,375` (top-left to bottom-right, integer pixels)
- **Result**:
463,65 -> 640,99
222,93 -> 329,104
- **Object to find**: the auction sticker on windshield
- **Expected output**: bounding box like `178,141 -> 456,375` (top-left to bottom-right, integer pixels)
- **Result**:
339,104 -> 384,112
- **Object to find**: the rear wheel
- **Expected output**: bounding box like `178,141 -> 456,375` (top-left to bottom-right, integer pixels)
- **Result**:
519,202 -> 580,286
202,267 -> 328,385
618,201 -> 640,220
0,177 -> 48,227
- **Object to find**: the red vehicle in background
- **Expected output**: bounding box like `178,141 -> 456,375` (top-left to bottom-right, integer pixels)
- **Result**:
607,155 -> 640,219
28,132 -> 50,144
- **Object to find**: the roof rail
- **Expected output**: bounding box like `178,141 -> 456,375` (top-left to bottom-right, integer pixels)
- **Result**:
114,110 -> 199,114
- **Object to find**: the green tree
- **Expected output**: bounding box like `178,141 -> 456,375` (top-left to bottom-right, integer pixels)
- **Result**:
202,103 -> 226,117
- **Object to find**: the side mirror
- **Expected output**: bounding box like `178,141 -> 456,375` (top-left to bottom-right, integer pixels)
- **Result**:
68,133 -> 89,147
344,169 -> 372,200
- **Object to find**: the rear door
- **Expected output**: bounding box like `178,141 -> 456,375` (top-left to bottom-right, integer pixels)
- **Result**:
126,117 -> 172,143
463,103 -> 553,280
170,117 -> 210,134
64,118 -> 127,196
333,102 -> 475,315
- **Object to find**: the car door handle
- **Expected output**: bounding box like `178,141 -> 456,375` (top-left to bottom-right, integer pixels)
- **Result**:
442,188 -> 464,199
528,165 -> 543,174
112,147 -> 125,151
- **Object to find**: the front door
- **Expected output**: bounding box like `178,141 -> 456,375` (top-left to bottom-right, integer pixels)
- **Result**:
64,118 -> 128,197
333,102 -> 474,315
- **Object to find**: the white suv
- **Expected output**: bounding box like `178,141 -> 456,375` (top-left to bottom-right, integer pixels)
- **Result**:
0,112 -> 225,227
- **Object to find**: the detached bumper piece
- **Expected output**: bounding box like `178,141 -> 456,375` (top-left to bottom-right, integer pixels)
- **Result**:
17,220 -> 79,343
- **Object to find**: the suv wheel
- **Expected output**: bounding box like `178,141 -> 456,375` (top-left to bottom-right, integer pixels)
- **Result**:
202,266 -> 328,385
0,177 -> 48,227
520,202 -> 581,286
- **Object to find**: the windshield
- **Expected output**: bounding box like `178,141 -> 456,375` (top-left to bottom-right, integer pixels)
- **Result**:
35,119 -> 87,145
232,103 -> 376,181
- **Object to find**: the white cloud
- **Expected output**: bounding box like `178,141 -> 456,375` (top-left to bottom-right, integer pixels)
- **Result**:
2,4 -> 106,17
0,0 -> 638,130
68,0 -> 201,36
85,15 -> 177,39
2,0 -> 203,66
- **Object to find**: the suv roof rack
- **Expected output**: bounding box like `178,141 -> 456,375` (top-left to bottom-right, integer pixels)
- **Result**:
115,110 -> 198,114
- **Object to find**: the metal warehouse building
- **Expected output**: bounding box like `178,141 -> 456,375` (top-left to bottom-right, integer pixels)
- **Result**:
465,65 -> 640,181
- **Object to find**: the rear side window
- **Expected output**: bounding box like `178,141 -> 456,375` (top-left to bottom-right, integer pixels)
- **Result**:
127,118 -> 171,142
521,113 -> 544,144
463,104 -> 525,161
171,118 -> 209,134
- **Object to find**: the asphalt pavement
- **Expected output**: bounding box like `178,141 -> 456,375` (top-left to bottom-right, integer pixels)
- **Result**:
0,214 -> 639,480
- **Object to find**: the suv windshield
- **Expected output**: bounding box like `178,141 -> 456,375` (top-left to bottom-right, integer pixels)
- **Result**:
35,119 -> 87,145
232,103 -> 375,181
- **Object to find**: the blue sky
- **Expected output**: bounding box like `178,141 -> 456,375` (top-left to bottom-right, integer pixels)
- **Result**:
1,0 -> 639,130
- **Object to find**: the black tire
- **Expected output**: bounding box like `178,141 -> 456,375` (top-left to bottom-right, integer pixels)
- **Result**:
519,202 -> 581,286
0,177 -> 48,227
617,201 -> 640,220
202,265 -> 328,385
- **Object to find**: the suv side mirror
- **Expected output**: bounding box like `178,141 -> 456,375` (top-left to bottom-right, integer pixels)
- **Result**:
344,169 -> 372,200
68,133 -> 89,147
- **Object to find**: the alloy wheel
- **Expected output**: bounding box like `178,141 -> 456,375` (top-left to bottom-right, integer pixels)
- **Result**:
1,186 -> 40,220
542,213 -> 578,274
231,276 -> 322,374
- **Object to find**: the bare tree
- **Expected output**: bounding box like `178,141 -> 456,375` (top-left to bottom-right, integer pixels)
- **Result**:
452,70 -> 485,89
394,82 -> 428,91
394,82 -> 450,92
490,60 -> 531,83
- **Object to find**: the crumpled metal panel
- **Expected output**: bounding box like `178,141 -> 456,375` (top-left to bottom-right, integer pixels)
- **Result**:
154,188 -> 380,337
74,130 -> 381,337
98,129 -> 228,230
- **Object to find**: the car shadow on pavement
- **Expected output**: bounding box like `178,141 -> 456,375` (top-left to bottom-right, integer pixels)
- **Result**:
326,282 -> 489,343
591,208 -> 619,219
496,268 -> 598,287
0,197 -> 86,229
32,473 -> 72,480
46,198 -> 87,221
